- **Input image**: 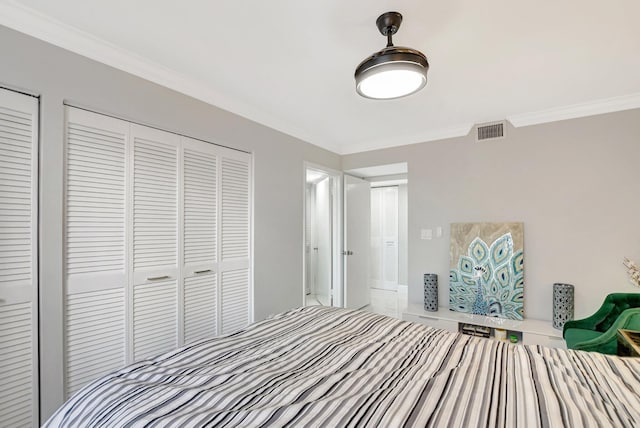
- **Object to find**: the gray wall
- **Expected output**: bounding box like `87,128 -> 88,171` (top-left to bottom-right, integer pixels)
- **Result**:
0,25 -> 340,419
343,110 -> 640,322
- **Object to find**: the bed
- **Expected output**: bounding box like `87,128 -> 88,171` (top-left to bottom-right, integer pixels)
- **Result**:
44,306 -> 640,427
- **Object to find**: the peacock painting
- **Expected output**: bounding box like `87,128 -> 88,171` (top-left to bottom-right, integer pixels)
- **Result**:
449,223 -> 524,320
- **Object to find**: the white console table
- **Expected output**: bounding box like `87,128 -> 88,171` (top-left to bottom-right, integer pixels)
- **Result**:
403,303 -> 566,349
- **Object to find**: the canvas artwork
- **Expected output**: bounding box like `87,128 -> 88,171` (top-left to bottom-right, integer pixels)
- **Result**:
449,223 -> 524,320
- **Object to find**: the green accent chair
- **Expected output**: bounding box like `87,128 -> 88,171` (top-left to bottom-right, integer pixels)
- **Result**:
563,293 -> 640,354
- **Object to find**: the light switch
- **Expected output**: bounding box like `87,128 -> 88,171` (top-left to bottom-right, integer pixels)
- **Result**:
421,229 -> 433,240
436,227 -> 443,238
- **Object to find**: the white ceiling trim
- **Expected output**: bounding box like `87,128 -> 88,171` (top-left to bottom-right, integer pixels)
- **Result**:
0,0 -> 344,153
508,92 -> 640,128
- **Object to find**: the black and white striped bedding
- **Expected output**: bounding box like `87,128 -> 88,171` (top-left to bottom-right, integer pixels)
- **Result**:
45,306 -> 640,427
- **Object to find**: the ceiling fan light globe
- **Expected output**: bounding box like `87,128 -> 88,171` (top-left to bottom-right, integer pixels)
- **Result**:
356,62 -> 427,100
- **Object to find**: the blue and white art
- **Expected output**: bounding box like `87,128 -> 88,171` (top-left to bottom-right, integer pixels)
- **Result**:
449,223 -> 524,320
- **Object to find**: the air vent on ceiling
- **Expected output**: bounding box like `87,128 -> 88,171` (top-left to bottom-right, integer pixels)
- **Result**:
475,121 -> 506,142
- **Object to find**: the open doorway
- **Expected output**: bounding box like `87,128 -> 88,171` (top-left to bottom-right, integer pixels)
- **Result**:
344,163 -> 408,318
303,163 -> 342,307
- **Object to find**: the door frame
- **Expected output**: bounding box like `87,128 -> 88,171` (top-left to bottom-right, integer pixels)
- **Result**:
302,162 -> 343,307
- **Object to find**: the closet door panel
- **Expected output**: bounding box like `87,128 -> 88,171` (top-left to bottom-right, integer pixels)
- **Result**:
182,137 -> 217,342
0,302 -> 35,426
219,150 -> 251,334
131,125 -> 179,284
133,279 -> 177,360
66,111 -> 127,280
220,268 -> 249,334
220,155 -> 250,261
131,125 -> 179,360
184,274 -> 217,343
64,107 -> 128,397
183,139 -> 217,273
65,288 -> 125,396
0,91 -> 37,293
0,88 -> 38,427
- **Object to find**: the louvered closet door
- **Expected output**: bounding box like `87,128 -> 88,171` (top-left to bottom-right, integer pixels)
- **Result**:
182,137 -> 217,343
131,125 -> 179,361
0,88 -> 38,427
64,107 -> 128,397
219,148 -> 252,334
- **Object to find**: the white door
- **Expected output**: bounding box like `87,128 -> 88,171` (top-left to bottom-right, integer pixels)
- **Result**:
182,137 -> 218,344
64,108 -> 128,397
0,88 -> 39,426
344,175 -> 370,309
219,149 -> 252,334
183,140 -> 252,338
130,124 -> 179,361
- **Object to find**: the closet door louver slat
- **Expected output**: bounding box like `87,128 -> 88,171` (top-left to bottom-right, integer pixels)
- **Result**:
64,108 -> 128,398
0,88 -> 38,427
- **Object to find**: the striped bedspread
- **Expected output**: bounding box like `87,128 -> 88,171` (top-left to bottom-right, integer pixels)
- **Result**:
45,306 -> 640,427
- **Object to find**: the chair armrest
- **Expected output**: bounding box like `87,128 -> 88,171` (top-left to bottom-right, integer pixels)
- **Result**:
571,308 -> 640,353
563,302 -> 614,337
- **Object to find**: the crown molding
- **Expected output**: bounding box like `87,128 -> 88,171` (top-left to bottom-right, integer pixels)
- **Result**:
508,92 -> 640,128
0,1 -> 331,151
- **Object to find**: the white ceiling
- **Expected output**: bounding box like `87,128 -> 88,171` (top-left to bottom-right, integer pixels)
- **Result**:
2,0 -> 640,154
